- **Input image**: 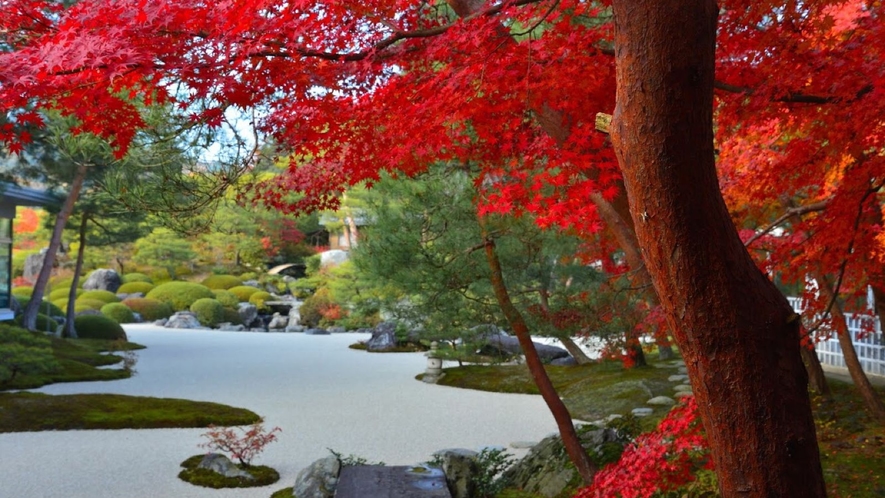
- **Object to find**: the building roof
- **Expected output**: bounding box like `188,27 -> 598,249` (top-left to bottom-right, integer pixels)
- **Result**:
0,182 -> 60,207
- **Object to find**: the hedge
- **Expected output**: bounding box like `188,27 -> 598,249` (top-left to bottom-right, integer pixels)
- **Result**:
74,315 -> 128,340
122,298 -> 174,321
101,303 -> 137,324
117,281 -> 155,295
79,290 -> 120,304
228,285 -> 261,302
201,275 -> 243,290
190,298 -> 224,328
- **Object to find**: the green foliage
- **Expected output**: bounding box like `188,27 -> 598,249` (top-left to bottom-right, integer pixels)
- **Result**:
474,448 -> 517,498
201,275 -> 243,290
190,298 -> 224,328
11,249 -> 39,278
298,288 -> 334,328
14,296 -> 64,318
14,313 -> 59,333
49,276 -> 76,289
73,315 -> 128,341
228,285 -> 260,302
212,289 -> 241,307
117,281 -> 155,294
121,272 -> 153,284
100,303 -> 136,324
327,448 -> 385,467
0,325 -> 61,384
133,228 -> 197,280
122,297 -> 174,321
178,455 -> 280,488
48,287 -> 81,301
75,298 -> 108,311
79,289 -> 120,304
11,286 -> 33,299
146,281 -> 214,311
248,291 -> 272,311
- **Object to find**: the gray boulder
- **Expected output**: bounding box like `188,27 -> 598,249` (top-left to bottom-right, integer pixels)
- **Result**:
198,453 -> 253,480
165,311 -> 205,329
288,303 -> 302,327
218,323 -> 246,332
480,333 -> 569,362
304,328 -> 330,335
550,356 -> 577,366
327,326 -> 346,333
82,269 -> 122,293
286,324 -> 306,333
434,449 -> 479,498
365,321 -> 398,351
153,318 -> 168,327
292,455 -> 340,498
243,280 -> 261,288
268,312 -> 288,330
23,250 -> 48,283
238,303 -> 258,327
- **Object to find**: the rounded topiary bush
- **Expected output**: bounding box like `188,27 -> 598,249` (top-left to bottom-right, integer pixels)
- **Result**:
248,291 -> 272,311
117,281 -> 155,295
190,298 -> 224,328
48,288 -> 81,301
201,275 -> 243,290
75,298 -> 109,311
211,290 -> 240,308
74,314 -> 127,340
146,282 -> 215,311
79,289 -> 120,304
11,286 -> 33,299
15,297 -> 64,318
228,285 -> 260,302
14,313 -> 59,332
101,303 -> 137,324
49,276 -> 75,290
222,307 -> 243,325
122,298 -> 174,321
122,272 -> 153,284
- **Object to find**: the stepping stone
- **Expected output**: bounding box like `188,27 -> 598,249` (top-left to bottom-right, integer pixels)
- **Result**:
336,465 -> 451,498
675,391 -> 695,399
631,407 -> 654,417
668,374 -> 689,382
647,396 -> 677,406
677,367 -> 688,374
605,414 -> 623,422
673,384 -> 693,392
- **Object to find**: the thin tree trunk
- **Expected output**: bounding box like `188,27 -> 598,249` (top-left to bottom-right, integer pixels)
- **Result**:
608,1 -> 826,496
479,218 -> 597,485
559,336 -> 593,365
801,344 -> 831,397
21,162 -> 88,331
62,215 -> 89,338
817,274 -> 885,420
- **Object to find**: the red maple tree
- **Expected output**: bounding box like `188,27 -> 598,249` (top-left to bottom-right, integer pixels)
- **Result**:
4,1 -> 881,496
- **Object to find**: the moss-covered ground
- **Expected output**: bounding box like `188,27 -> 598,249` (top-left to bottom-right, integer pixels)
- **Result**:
436,357 -> 885,498
178,454 -> 280,488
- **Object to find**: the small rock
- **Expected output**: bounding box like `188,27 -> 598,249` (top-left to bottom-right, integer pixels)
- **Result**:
165,311 -> 205,329
631,407 -> 654,417
82,269 -> 122,293
153,318 -> 168,327
198,453 -> 253,480
327,326 -> 346,333
550,356 -> 578,366
677,366 -> 688,374
668,374 -> 689,382
217,323 -> 246,332
675,391 -> 694,399
647,396 -> 677,406
305,328 -> 330,335
268,312 -> 288,329
673,384 -> 693,392
286,324 -> 306,333
605,414 -> 623,422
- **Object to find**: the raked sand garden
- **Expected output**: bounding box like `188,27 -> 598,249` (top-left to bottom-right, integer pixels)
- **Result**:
0,325 -> 559,498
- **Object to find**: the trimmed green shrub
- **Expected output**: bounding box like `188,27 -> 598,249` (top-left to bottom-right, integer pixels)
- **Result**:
239,272 -> 258,281
122,272 -> 153,284
201,275 -> 243,290
117,281 -> 155,295
146,282 -> 214,311
11,286 -> 33,299
228,285 -> 260,302
48,288 -> 82,301
52,299 -> 69,310
122,298 -> 174,321
101,303 -> 137,324
74,315 -> 128,340
49,276 -> 76,289
14,313 -> 59,332
149,268 -> 173,283
14,297 -> 64,318
222,307 -> 243,325
190,298 -> 224,328
248,291 -> 272,311
298,290 -> 335,328
75,298 -> 109,311
80,290 -> 120,304
211,290 -> 240,307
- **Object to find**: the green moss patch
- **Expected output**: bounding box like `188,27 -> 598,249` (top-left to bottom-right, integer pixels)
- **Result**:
0,393 -> 260,432
270,487 -> 295,498
178,454 -> 279,488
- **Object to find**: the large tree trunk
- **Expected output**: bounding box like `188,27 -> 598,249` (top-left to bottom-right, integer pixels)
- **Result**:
479,219 -> 597,485
21,162 -> 88,331
816,274 -> 885,420
62,215 -> 89,338
608,1 -> 826,497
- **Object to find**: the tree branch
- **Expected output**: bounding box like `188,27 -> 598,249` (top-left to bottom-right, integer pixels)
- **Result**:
743,199 -> 830,248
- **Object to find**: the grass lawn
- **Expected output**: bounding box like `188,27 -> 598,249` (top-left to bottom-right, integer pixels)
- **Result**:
436,357 -> 885,497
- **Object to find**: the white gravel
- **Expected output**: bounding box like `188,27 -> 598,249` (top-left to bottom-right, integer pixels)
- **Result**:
0,325 -> 558,498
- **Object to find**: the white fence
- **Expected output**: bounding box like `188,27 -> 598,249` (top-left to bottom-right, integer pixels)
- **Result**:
788,297 -> 885,377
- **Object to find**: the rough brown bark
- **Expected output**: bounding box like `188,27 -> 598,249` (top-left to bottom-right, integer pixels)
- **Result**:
62,215 -> 89,338
608,1 -> 826,496
816,274 -> 885,420
479,218 -> 597,485
21,162 -> 88,331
